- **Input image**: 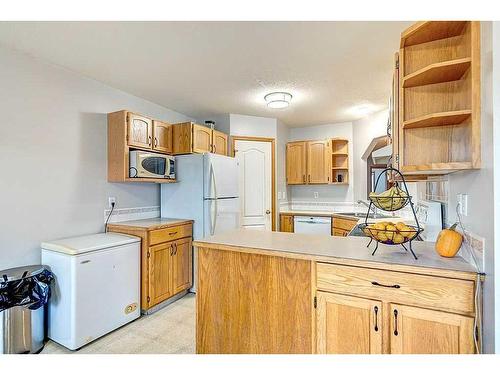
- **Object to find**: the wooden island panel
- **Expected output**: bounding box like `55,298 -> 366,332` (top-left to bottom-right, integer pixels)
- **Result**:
196,247 -> 313,354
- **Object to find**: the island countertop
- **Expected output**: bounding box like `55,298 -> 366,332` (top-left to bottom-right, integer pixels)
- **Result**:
193,229 -> 478,279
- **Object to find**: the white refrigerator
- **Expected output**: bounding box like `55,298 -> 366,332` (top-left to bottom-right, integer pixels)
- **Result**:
160,153 -> 240,290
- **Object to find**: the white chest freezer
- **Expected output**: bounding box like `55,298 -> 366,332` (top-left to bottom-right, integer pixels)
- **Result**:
41,233 -> 140,350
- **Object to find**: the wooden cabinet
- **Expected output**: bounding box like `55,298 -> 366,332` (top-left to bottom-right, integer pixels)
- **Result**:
171,237 -> 193,294
279,214 -> 294,232
286,142 -> 307,184
286,139 -> 348,185
332,216 -> 358,236
107,221 -> 193,312
108,110 -> 176,183
397,21 -> 481,175
212,129 -> 229,156
172,122 -> 229,156
389,304 -> 474,354
315,262 -> 478,354
307,140 -> 330,184
152,120 -> 173,153
316,292 -> 382,354
127,112 -> 153,149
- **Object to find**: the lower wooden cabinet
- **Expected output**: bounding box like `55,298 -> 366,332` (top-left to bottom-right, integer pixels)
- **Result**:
332,216 -> 358,236
316,292 -> 382,354
389,304 -> 474,354
279,214 -> 294,232
315,262 -> 478,354
107,221 -> 193,311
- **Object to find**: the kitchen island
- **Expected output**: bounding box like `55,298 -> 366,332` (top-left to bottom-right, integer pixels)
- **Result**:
193,230 -> 480,354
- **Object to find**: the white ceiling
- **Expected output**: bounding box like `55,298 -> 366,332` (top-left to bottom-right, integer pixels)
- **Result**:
0,21 -> 412,127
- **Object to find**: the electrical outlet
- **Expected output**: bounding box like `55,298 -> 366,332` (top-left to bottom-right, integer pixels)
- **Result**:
108,197 -> 116,208
282,190 -> 286,200
314,192 -> 319,199
457,194 -> 468,216
278,192 -> 282,200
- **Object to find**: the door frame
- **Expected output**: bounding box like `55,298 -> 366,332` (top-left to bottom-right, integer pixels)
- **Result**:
231,136 -> 276,231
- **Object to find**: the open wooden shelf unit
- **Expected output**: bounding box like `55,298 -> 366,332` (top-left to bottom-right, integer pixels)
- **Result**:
330,138 -> 349,184
398,21 -> 481,175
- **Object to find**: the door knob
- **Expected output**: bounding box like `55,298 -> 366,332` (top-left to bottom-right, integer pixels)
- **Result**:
266,210 -> 271,214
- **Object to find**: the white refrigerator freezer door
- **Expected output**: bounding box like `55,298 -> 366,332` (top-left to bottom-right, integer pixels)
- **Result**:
204,154 -> 239,199
203,198 -> 240,236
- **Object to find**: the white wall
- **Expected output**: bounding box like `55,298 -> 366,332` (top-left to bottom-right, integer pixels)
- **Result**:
446,22 -> 495,353
352,110 -> 389,202
288,122 -> 354,202
0,46 -> 192,269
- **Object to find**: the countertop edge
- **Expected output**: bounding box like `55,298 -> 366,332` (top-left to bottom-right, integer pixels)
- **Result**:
193,240 -> 478,281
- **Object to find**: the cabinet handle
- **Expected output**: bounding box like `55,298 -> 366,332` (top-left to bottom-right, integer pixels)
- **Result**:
374,306 -> 379,332
154,137 -> 158,147
308,175 -> 311,183
303,175 -> 306,183
174,243 -> 178,255
213,144 -> 217,153
170,244 -> 174,256
169,231 -> 178,236
371,281 -> 400,289
148,135 -> 152,145
393,309 -> 399,336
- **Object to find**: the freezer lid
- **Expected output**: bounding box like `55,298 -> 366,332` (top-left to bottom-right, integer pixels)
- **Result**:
41,233 -> 140,255
204,153 -> 239,199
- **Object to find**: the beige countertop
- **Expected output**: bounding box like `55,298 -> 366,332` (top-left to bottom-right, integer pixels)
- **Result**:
107,217 -> 193,230
193,229 -> 478,278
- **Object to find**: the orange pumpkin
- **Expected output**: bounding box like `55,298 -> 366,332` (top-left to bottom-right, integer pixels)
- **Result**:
435,223 -> 463,258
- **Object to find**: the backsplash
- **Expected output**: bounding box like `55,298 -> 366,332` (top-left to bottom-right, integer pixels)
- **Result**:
103,206 -> 160,224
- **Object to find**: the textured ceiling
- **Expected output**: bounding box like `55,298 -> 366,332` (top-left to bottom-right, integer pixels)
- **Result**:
0,21 -> 412,127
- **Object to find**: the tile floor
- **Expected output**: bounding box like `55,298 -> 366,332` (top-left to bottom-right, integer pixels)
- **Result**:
41,293 -> 195,354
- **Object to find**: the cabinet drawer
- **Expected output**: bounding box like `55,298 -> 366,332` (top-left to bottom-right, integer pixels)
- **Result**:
316,263 -> 475,315
149,224 -> 192,245
333,229 -> 348,237
332,217 -> 358,231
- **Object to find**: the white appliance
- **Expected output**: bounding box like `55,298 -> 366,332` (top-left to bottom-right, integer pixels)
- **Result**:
415,200 -> 444,242
294,216 -> 332,235
41,233 -> 141,350
161,153 -> 240,290
129,150 -> 175,179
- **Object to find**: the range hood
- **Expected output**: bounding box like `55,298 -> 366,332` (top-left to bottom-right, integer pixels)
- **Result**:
361,135 -> 392,165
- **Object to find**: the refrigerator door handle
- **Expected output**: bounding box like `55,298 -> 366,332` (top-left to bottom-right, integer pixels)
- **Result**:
210,163 -> 218,235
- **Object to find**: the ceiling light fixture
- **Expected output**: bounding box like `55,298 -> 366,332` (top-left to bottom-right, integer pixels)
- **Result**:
264,92 -> 292,109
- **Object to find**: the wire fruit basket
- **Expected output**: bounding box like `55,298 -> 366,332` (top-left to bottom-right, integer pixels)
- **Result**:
363,167 -> 422,260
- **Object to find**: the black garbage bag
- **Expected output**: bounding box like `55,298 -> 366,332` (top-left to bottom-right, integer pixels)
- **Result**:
0,267 -> 54,312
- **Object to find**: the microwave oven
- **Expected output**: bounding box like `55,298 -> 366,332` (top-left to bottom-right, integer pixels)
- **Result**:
129,151 -> 175,179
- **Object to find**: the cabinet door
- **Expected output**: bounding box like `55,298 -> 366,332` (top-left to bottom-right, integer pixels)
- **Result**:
391,52 -> 400,170
389,304 -> 475,354
148,242 -> 173,307
286,142 -> 307,184
280,214 -> 294,232
192,124 -> 213,153
212,130 -> 228,155
152,120 -> 173,153
316,292 -> 382,354
307,140 -> 330,184
127,112 -> 153,149
171,238 -> 193,295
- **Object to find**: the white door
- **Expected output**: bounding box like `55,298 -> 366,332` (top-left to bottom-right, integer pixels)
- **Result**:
234,140 -> 272,231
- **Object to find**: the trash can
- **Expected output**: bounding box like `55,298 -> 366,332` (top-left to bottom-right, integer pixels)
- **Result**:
0,265 -> 54,354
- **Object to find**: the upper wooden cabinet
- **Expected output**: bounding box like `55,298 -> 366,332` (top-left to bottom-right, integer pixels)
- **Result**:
286,139 -> 348,185
212,129 -> 229,156
152,120 -> 173,154
107,110 -> 176,183
397,21 -> 481,175
307,140 -> 330,184
286,141 -> 307,184
172,122 -> 229,156
316,292 -> 382,354
127,113 -> 153,149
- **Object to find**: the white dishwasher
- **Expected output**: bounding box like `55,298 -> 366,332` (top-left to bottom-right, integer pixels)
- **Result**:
294,216 -> 332,235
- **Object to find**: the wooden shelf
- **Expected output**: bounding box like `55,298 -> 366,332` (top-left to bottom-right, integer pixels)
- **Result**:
332,167 -> 348,170
332,152 -> 348,156
402,162 -> 474,174
124,178 -> 177,184
400,21 -> 467,47
403,110 -> 472,129
403,58 -> 471,88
